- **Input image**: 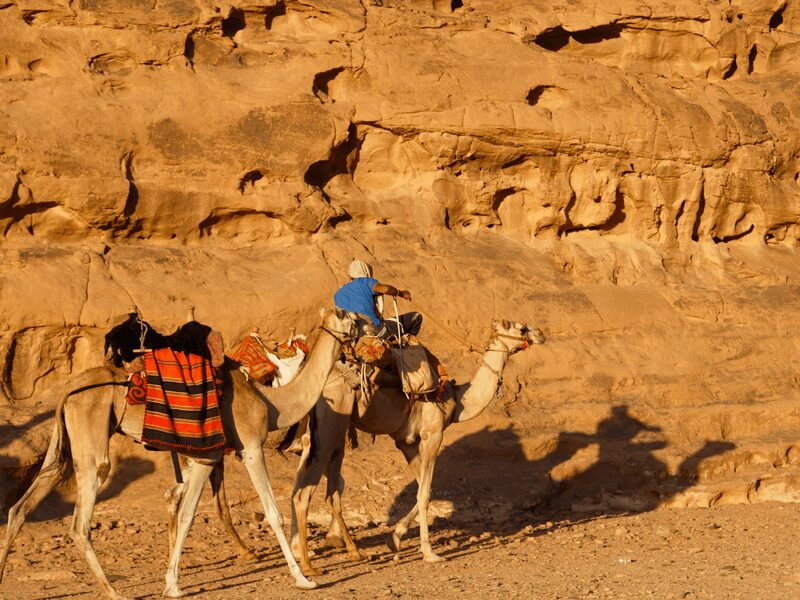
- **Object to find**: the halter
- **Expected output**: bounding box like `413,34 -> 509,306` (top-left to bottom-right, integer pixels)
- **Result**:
485,333 -> 531,354
319,324 -> 356,347
496,332 -> 530,343
481,328 -> 532,397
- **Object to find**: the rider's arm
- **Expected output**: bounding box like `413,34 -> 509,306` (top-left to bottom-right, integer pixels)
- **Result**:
373,282 -> 411,300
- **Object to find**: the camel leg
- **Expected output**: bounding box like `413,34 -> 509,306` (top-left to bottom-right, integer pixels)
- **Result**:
416,429 -> 445,562
325,513 -> 344,547
0,423 -> 64,582
324,449 -> 362,561
209,460 -> 257,563
290,425 -> 315,560
390,504 -> 419,552
165,481 -> 185,551
241,445 -> 317,590
163,459 -> 214,598
289,471 -> 321,577
389,441 -> 422,553
65,403 -> 128,600
70,460 -> 128,600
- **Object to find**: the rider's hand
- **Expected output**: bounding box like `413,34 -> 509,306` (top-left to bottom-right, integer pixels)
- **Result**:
399,290 -> 411,301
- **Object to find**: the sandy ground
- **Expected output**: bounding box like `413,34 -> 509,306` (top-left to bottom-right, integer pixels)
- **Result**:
2,420 -> 799,600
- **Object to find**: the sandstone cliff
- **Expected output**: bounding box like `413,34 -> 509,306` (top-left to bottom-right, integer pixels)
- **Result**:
2,0 -> 800,510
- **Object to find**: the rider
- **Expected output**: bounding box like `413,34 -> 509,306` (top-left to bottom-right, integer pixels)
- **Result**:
334,260 -> 421,339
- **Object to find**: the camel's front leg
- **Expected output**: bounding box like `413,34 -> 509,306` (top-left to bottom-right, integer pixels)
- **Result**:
165,481 -> 185,551
290,475 -> 321,577
241,445 -> 317,590
289,425 -> 323,577
163,459 -> 214,598
416,429 -> 445,562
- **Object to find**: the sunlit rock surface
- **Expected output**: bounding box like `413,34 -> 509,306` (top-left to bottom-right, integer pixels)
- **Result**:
2,0 -> 800,509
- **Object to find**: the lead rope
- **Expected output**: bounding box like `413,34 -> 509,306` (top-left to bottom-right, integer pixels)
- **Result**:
135,314 -> 148,355
407,298 -> 480,353
392,297 -> 410,399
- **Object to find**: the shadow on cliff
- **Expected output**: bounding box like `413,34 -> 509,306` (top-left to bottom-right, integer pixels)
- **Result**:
0,410 -> 53,519
1,410 -> 156,524
385,405 -> 735,543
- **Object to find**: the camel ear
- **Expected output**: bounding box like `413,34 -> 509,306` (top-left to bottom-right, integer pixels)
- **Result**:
333,306 -> 344,319
501,319 -> 510,330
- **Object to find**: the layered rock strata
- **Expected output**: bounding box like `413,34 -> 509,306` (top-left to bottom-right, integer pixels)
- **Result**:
2,0 -> 800,510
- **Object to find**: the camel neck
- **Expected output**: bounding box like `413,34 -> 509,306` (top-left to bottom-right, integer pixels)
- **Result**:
255,327 -> 340,429
451,340 -> 510,423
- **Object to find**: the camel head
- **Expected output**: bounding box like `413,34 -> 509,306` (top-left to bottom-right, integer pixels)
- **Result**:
491,319 -> 546,352
319,307 -> 358,342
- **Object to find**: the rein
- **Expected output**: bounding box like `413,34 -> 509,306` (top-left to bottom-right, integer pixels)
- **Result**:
319,324 -> 355,347
496,332 -> 530,343
67,381 -> 130,397
406,299 -> 531,354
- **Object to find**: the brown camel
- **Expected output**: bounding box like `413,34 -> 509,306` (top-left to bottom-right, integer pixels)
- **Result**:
285,319 -> 545,575
0,308 -> 356,599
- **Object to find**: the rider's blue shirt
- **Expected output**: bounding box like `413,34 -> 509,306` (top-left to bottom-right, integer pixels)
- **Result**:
334,277 -> 380,327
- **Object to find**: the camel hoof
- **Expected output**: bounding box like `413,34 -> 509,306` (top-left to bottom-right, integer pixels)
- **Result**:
161,584 -> 186,598
324,534 -> 346,548
347,549 -> 364,562
236,550 -> 259,564
387,533 -> 402,553
423,553 -> 447,563
301,564 -> 323,578
294,577 -> 318,590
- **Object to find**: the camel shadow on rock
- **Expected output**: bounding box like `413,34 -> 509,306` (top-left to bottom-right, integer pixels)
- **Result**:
1,453 -> 156,525
0,410 -> 54,521
1,408 -> 158,525
386,405 -> 736,542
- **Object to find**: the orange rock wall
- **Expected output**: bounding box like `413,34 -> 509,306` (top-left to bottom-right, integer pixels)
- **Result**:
2,0 -> 800,502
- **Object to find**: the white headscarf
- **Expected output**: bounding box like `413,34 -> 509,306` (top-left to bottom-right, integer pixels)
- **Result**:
348,259 -> 382,316
348,259 -> 373,279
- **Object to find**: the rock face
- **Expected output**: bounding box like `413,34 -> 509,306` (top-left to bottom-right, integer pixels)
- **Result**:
2,0 -> 800,510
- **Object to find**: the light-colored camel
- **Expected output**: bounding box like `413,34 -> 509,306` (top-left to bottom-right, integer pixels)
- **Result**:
287,319 -> 545,575
0,308 -> 356,599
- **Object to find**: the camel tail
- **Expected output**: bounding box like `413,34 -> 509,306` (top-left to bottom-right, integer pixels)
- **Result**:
276,421 -> 301,454
37,391 -> 74,485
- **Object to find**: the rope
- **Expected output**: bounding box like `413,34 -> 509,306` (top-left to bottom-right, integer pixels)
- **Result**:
392,297 -> 409,399
406,298 -> 480,353
67,381 -> 130,397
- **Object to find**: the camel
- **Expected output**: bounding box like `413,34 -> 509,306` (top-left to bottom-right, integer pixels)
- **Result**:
286,318 -> 546,575
0,307 -> 357,599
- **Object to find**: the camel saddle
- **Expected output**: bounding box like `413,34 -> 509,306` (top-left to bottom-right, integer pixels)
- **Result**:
346,334 -> 449,401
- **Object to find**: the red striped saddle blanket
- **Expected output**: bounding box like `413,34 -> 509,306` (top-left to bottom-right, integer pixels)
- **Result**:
126,348 -> 227,453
